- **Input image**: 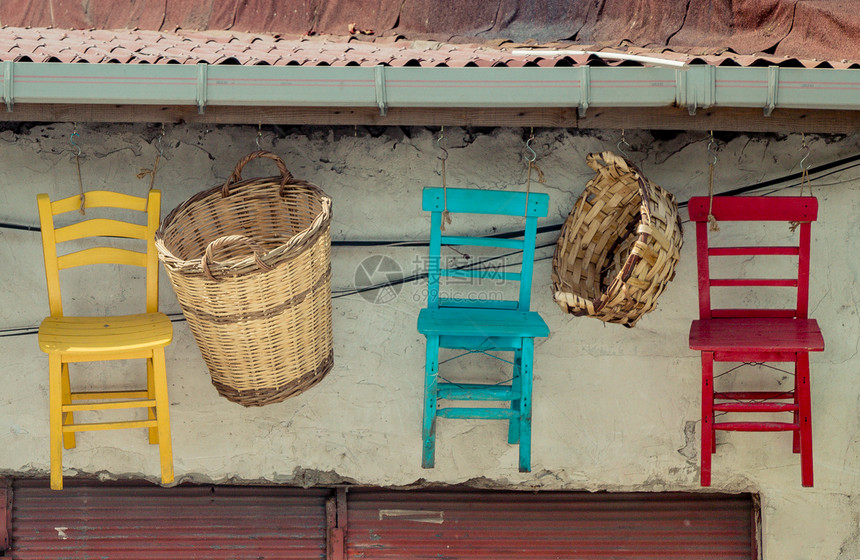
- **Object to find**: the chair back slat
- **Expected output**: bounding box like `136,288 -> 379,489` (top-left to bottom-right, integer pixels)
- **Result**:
54,219 -> 148,243
58,248 -> 148,270
711,308 -> 797,318
423,187 -> 548,312
49,190 -> 149,214
38,190 -> 162,317
440,235 -> 523,250
688,196 -> 818,222
710,246 -> 799,257
688,196 -> 816,320
436,298 -> 519,310
441,269 -> 521,282
710,278 -> 797,288
423,187 -> 549,216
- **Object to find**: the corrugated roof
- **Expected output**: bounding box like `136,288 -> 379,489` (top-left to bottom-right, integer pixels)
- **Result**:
2,0 -> 859,66
1,27 -> 859,70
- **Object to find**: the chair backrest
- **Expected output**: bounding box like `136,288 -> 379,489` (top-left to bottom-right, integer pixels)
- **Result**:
423,187 -> 549,312
37,190 -> 162,317
687,196 -> 817,320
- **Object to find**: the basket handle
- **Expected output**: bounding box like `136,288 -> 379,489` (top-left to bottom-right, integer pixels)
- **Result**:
201,234 -> 275,281
586,151 -> 633,173
221,150 -> 294,197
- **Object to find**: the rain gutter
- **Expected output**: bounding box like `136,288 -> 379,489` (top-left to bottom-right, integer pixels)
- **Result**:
2,61 -> 860,118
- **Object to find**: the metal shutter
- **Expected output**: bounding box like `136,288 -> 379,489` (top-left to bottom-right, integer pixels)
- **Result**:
345,490 -> 756,560
8,480 -> 328,559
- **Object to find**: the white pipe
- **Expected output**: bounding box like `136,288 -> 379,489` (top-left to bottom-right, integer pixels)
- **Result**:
511,49 -> 687,68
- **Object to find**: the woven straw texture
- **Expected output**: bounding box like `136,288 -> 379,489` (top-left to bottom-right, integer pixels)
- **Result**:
552,151 -> 683,327
156,151 -> 333,406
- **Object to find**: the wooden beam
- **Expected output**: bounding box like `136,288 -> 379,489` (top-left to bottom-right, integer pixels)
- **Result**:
2,103 -> 859,133
0,104 -> 581,127
579,107 -> 860,134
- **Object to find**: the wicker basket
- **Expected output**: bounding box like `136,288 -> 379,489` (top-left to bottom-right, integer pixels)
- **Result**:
551,151 -> 683,327
155,151 -> 333,406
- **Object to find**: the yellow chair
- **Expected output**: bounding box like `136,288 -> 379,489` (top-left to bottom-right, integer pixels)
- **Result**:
37,190 -> 174,490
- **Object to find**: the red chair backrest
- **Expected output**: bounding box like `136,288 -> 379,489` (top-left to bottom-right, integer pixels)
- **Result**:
687,196 -> 818,320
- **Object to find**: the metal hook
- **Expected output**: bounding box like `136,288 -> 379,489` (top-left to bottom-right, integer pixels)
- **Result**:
617,129 -> 631,160
256,122 -> 263,149
436,126 -> 448,161
707,130 -> 717,166
156,123 -> 165,157
525,129 -> 537,163
69,123 -> 82,157
799,133 -> 810,170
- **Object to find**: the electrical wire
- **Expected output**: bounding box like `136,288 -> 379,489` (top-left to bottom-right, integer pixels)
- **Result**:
4,151 -> 860,237
2,152 -> 857,338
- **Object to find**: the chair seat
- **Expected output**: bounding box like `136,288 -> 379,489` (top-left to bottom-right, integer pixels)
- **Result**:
39,313 -> 173,355
689,317 -> 824,353
418,308 -> 549,339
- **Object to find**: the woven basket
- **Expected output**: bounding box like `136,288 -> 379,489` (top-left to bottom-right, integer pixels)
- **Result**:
552,151 -> 683,327
155,151 -> 333,406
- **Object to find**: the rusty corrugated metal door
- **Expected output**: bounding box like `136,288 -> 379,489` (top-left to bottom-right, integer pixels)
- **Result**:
346,490 -> 756,559
1,478 -> 10,552
8,480 -> 328,559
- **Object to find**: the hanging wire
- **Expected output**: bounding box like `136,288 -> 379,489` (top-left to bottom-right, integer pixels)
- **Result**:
790,133 -> 814,231
157,123 -> 165,157
706,130 -> 719,231
524,127 -> 544,217
798,132 -> 812,195
256,121 -> 263,149
524,129 -> 537,164
70,123 -> 86,214
799,133 -> 810,170
69,123 -> 82,157
707,132 -> 718,165
137,123 -> 165,191
438,126 -> 452,231
1,138 -> 857,337
436,126 -> 449,161
617,129 -> 632,160
2,136 -> 860,324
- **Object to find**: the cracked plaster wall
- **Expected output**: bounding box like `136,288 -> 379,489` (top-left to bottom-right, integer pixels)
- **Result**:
0,122 -> 858,559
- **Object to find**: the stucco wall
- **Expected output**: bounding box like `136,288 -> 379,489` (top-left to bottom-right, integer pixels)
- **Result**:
0,122 -> 858,559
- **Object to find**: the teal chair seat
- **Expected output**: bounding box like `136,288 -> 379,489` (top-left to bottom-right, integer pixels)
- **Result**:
418,308 -> 549,342
418,186 -> 550,472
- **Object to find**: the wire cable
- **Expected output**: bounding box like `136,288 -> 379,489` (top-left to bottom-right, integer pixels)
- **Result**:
4,150 -> 860,236
2,151 -> 857,337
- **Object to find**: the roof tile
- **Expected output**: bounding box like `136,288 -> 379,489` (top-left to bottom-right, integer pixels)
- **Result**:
0,26 -> 856,70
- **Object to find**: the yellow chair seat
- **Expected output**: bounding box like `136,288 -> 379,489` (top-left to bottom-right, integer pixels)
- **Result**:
39,313 -> 173,356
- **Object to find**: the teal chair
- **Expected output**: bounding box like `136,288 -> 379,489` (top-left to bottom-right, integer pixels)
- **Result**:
417,187 -> 550,472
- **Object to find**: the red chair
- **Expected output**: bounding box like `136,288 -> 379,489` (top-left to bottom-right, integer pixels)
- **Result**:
688,196 -> 824,487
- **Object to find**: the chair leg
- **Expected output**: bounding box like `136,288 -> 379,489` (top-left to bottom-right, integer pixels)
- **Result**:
422,336 -> 440,469
518,340 -> 534,473
797,352 -> 814,487
700,352 -> 715,487
151,349 -> 174,485
146,358 -> 158,445
792,361 -> 801,454
508,348 -> 522,445
61,363 -> 76,450
48,354 -> 64,490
